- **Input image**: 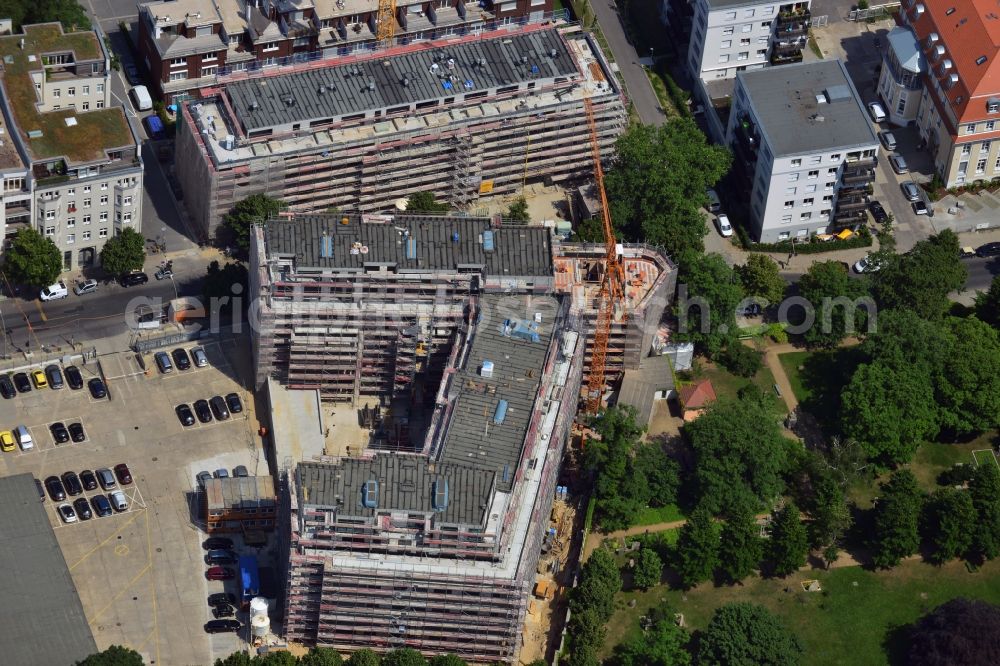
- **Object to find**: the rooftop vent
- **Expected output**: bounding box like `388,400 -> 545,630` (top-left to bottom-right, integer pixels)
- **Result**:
549,48 -> 558,57
914,3 -> 924,16
281,94 -> 295,107
933,44 -> 945,60
481,360 -> 494,378
317,84 -> 325,94
493,399 -> 509,425
402,76 -> 410,86
361,480 -> 378,508
478,57 -> 487,67
947,72 -> 960,88
925,32 -> 939,47
447,58 -> 455,69
977,55 -> 988,65
946,7 -> 956,15
431,479 -> 449,511
367,79 -> 375,91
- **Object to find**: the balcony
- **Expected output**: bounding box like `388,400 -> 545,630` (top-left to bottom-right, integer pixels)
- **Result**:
733,115 -> 761,166
832,208 -> 866,224
836,198 -> 868,212
770,44 -> 803,65
776,6 -> 810,39
280,15 -> 320,39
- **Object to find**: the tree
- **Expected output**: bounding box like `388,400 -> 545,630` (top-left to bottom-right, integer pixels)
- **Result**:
505,196 -> 530,222
922,487 -> 976,564
604,119 -> 731,260
797,453 -> 851,549
796,260 -> 871,349
404,191 -> 449,214
936,317 -> 1000,437
717,341 -> 762,378
381,649 -> 426,666
215,653 -> 252,666
674,253 -> 744,356
697,603 -> 802,666
969,463 -> 1000,562
7,0 -> 91,31
427,656 -> 466,666
871,470 -> 924,568
871,229 -> 967,320
684,395 -> 791,514
300,648 -> 345,666
203,261 -> 250,315
718,503 -> 763,584
256,653 -> 299,666
3,227 -> 62,288
566,644 -> 601,666
224,194 -> 284,252
632,546 -> 664,590
906,598 -> 1000,666
737,253 -> 786,305
633,440 -> 680,509
568,607 -> 607,652
99,227 -> 146,275
609,606 -> 691,666
673,507 -> 719,588
346,650 -> 381,666
768,501 -> 808,576
976,275 -> 1000,328
77,645 -> 145,666
570,548 -> 621,620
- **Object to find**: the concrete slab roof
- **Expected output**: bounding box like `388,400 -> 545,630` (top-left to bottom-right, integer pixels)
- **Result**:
206,476 -> 277,511
737,59 -> 878,157
0,474 -> 97,666
264,213 -> 554,277
226,28 -> 577,131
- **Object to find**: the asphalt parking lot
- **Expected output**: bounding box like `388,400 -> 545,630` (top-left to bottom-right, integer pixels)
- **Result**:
0,340 -> 261,664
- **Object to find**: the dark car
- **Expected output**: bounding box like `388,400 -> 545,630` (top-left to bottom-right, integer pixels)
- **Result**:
225,393 -> 243,414
114,463 -> 133,485
868,200 -> 889,224
91,494 -> 113,517
976,242 -> 1000,258
35,478 -> 45,501
176,404 -> 195,426
124,63 -> 141,85
62,471 -> 83,496
194,399 -> 213,423
45,364 -> 64,389
73,497 -> 93,520
50,422 -> 70,444
196,471 -> 213,489
233,465 -> 249,478
205,566 -> 235,581
204,549 -> 238,565
69,422 -> 86,443
204,619 -> 241,633
208,592 -> 237,607
79,469 -> 98,491
64,365 -> 84,390
203,537 -> 235,551
45,475 -> 66,501
738,302 -> 762,317
88,377 -> 107,399
171,348 -> 191,371
209,395 -> 230,421
12,372 -> 31,393
119,272 -> 149,287
0,375 -> 15,399
212,605 -> 236,619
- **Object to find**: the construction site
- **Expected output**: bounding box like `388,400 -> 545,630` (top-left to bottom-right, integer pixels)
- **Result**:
174,22 -> 626,239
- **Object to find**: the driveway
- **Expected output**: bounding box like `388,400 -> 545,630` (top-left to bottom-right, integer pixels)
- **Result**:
594,2 -> 666,125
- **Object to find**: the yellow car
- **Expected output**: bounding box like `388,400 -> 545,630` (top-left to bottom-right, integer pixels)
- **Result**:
0,431 -> 14,453
31,369 -> 47,389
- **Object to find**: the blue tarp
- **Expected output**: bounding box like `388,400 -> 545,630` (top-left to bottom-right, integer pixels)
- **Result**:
239,555 -> 260,601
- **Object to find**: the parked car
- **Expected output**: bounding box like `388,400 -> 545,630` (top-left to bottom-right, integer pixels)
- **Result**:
715,213 -> 733,237
191,346 -> 208,368
45,364 -> 64,389
114,463 -> 133,485
176,404 -> 195,426
171,348 -> 191,371
119,271 -> 149,287
205,567 -> 235,581
209,395 -> 230,421
204,550 -> 239,565
31,369 -> 47,389
74,279 -> 98,296
91,494 -> 113,517
64,365 -> 84,390
961,246 -> 978,258
15,425 -> 32,451
196,471 -> 213,489
61,471 -> 83,496
705,188 -> 722,213
212,605 -> 236,619
867,101 -> 887,123
976,241 -> 1000,258
50,422 -> 70,444
45,476 -> 66,501
12,372 -> 30,393
868,200 -> 889,224
878,130 -> 897,150
144,113 -> 166,140
109,490 -> 129,512
913,200 -> 929,215
901,180 -> 921,201
39,281 -> 68,301
58,503 -> 78,523
888,154 -> 909,174
88,377 -> 107,399
853,254 -> 884,274
154,351 -> 173,374
208,592 -> 237,606
233,465 -> 249,478
79,469 -> 98,491
124,63 -> 141,85
0,430 -> 14,453
0,375 -> 15,399
194,399 -> 213,423
73,497 -> 93,520
225,393 -> 243,414
204,619 -> 241,633
96,467 -> 117,491
214,468 -> 229,479
203,537 -> 235,551
69,422 -> 86,443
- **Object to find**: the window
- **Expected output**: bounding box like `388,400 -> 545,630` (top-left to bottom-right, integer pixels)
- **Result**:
784,200 -> 794,209
996,154 -> 1000,171
764,6 -> 774,14
977,159 -> 987,174
803,197 -> 814,206
718,54 -> 730,63
4,177 -> 23,192
99,228 -> 108,238
791,158 -> 802,166
959,161 -> 969,174
988,121 -> 997,131
810,155 -> 822,164
740,38 -> 750,46
805,184 -> 817,193
962,144 -> 972,155
67,217 -> 77,228
808,170 -> 819,179
744,8 -> 755,16
756,49 -> 768,57
67,87 -> 75,96
44,226 -> 55,235
720,40 -> 731,48
821,209 -> 831,216
122,212 -> 132,223
742,23 -> 752,32
787,172 -> 799,182
827,167 -> 838,174
44,210 -> 55,220
99,212 -> 108,222
52,89 -> 60,98
203,52 -> 218,62
758,36 -> 769,44
967,123 -> 977,133
760,21 -> 770,28
830,153 -> 841,161
100,195 -> 108,205
263,42 -> 279,52
82,230 -> 91,240
92,63 -> 99,74
778,231 -> 791,240
169,71 -> 188,82
202,66 -> 218,77
123,195 -> 133,206
800,212 -> 812,220
66,234 -> 75,244
785,187 -> 797,195
82,215 -> 91,224
82,102 -> 89,111
983,140 -> 993,153
96,100 -> 104,109
82,199 -> 91,210
82,85 -> 89,94
725,11 -> 737,19
96,83 -> 104,93
780,216 -> 792,225
723,26 -> 734,35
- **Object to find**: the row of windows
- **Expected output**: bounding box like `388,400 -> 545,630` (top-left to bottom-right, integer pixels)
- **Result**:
51,84 -> 102,98
44,211 -> 132,224
780,210 -> 831,224
719,6 -> 776,20
791,154 -> 842,166
964,121 -> 998,134
169,66 -> 218,81
787,170 -> 838,182
782,194 -> 834,209
957,154 -> 1000,176
717,20 -> 775,35
43,228 -> 109,240
960,140 -> 993,156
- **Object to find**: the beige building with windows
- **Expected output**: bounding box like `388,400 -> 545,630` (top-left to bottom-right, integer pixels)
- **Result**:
0,23 -> 143,270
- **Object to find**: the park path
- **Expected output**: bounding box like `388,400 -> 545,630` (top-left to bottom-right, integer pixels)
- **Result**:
762,342 -> 800,413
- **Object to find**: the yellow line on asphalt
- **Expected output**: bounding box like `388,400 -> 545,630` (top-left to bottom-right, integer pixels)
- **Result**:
68,509 -> 144,571
33,300 -> 47,322
145,504 -> 161,666
86,561 -> 152,626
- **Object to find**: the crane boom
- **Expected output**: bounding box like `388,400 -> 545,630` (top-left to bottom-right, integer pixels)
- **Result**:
583,98 -> 626,415
377,0 -> 397,44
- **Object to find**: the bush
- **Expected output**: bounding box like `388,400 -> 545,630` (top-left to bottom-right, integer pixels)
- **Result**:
751,228 -> 873,255
718,342 -> 763,378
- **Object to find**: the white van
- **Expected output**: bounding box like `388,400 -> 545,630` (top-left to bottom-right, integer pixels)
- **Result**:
130,85 -> 152,111
15,425 -> 32,451
40,281 -> 68,301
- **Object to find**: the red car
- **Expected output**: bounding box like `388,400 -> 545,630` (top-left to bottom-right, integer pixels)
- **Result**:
114,463 -> 133,485
205,566 -> 235,581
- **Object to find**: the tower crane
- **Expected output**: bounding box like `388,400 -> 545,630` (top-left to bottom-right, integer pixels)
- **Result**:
582,97 -> 626,415
377,0 -> 397,45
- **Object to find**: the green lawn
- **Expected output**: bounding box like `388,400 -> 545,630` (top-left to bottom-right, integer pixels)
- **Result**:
696,361 -> 787,418
603,557 -> 1000,664
778,351 -> 812,403
777,347 -> 865,431
632,503 -> 685,527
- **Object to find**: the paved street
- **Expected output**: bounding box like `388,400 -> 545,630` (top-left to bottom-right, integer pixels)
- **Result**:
594,1 -> 665,126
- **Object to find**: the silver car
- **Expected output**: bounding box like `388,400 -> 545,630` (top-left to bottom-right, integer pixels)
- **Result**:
889,154 -> 909,174
74,279 -> 98,296
191,346 -> 208,368
901,181 -> 921,201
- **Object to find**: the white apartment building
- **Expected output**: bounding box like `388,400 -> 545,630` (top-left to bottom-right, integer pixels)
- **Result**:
679,0 -> 812,84
727,60 -> 879,242
0,23 -> 143,271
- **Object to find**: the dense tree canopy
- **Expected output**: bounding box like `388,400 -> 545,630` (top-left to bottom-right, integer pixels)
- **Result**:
768,501 -> 809,577
906,598 -> 1000,666
404,191 -> 449,213
718,503 -> 763,584
674,253 -> 744,356
224,194 -> 285,252
870,470 -> 924,568
936,317 -> 1000,437
381,649 -> 426,666
299,648 -> 344,666
737,253 -> 786,306
921,487 -> 976,564
100,228 -> 146,276
4,0 -> 90,31
969,463 -> 1000,562
796,260 -> 871,349
604,120 -> 731,260
609,606 -> 691,666
77,645 -> 145,666
632,546 -> 664,590
870,229 -> 967,319
4,227 -> 62,288
673,507 -> 718,588
697,603 -> 803,666
505,196 -> 530,222
345,650 -> 381,666
795,453 -> 851,550
976,276 -> 1000,328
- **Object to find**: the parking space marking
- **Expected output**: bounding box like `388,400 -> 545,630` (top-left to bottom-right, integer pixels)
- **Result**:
68,509 -> 144,571
86,560 -> 152,626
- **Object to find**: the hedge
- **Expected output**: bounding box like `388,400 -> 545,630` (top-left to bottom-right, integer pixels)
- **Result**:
750,228 -> 873,254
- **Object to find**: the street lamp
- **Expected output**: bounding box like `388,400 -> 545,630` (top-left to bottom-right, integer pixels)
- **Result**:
167,273 -> 179,301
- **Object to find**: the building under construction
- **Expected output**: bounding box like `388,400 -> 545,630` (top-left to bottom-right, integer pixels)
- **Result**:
174,22 -> 625,239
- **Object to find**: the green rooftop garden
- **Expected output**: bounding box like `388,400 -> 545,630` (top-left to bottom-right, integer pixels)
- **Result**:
0,24 -> 132,163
